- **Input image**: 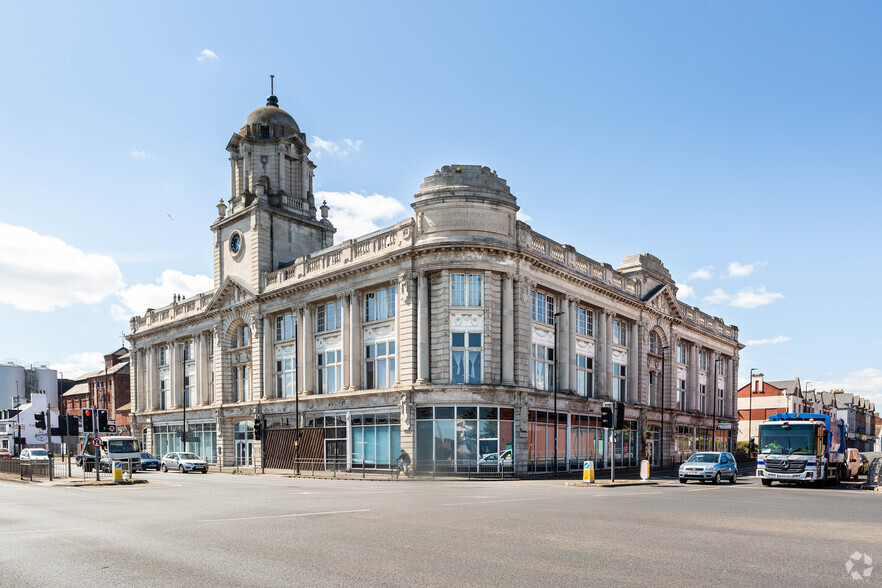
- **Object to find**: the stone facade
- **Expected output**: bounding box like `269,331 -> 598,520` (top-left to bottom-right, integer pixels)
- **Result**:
128,96 -> 742,473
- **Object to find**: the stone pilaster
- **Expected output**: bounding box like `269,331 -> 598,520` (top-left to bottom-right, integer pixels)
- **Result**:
501,273 -> 515,385
416,272 -> 430,384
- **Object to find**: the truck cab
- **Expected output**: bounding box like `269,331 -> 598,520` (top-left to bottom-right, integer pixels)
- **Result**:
756,413 -> 845,487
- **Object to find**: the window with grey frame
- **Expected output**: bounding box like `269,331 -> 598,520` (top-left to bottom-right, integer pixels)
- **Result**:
451,273 -> 482,307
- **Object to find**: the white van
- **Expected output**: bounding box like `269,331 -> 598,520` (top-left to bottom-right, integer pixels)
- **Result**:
82,436 -> 142,472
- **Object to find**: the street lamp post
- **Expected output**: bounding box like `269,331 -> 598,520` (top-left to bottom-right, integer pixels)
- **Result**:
660,347 -> 669,469
713,359 -> 723,451
553,311 -> 564,475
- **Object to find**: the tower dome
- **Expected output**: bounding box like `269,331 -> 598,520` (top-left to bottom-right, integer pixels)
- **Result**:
241,94 -> 301,140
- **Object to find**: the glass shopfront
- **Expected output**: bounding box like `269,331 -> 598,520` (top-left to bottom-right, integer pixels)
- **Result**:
675,425 -> 695,464
351,411 -> 401,469
416,406 -> 514,473
153,421 -> 217,463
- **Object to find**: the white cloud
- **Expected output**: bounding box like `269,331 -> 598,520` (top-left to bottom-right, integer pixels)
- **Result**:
704,288 -> 731,305
688,266 -> 713,280
197,49 -> 219,64
730,286 -> 784,308
129,150 -> 150,159
0,223 -> 124,312
51,352 -> 106,379
310,137 -> 363,158
676,284 -> 695,299
115,269 -> 213,319
316,191 -> 407,242
745,335 -> 791,346
812,368 -> 882,406
516,211 -> 532,223
703,286 -> 783,309
727,261 -> 754,278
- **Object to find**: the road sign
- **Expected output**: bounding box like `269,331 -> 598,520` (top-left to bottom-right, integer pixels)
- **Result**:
108,424 -> 117,434
91,438 -> 102,447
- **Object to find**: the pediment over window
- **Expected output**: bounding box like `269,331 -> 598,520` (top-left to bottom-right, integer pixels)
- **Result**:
205,277 -> 256,312
644,285 -> 684,320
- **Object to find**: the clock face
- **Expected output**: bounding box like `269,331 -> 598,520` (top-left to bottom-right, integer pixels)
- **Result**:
229,232 -> 242,254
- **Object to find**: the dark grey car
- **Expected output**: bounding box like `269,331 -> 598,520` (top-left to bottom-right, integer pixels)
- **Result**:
679,451 -> 738,484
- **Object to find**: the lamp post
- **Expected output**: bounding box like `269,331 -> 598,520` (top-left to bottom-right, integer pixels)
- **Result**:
713,359 -> 723,451
803,380 -> 812,413
660,347 -> 669,469
553,311 -> 564,475
748,367 -> 757,457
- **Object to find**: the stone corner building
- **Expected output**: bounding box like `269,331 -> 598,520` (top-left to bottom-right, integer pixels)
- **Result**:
128,94 -> 742,474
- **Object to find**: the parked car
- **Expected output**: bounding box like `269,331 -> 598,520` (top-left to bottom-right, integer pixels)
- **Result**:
858,453 -> 870,476
844,448 -> 862,480
679,451 -> 738,484
161,452 -> 208,474
139,452 -> 161,471
19,448 -> 50,462
0,448 -> 12,458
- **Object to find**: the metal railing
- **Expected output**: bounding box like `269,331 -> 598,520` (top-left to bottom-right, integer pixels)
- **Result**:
0,457 -> 71,481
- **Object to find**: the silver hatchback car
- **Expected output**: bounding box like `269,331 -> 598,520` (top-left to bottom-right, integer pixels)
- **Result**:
679,451 -> 738,484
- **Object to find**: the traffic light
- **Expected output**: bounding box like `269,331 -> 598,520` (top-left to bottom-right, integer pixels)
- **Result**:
97,409 -> 109,433
254,418 -> 263,441
601,402 -> 614,429
82,409 -> 95,433
66,415 -> 80,436
34,411 -> 46,430
615,401 -> 625,430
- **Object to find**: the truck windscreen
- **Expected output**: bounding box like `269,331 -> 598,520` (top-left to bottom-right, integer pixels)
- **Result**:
759,424 -> 815,455
108,440 -> 141,453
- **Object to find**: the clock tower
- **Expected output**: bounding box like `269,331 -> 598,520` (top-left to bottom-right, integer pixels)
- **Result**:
211,91 -> 335,292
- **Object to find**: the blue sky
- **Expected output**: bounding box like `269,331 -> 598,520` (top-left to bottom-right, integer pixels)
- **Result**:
1,2 -> 880,406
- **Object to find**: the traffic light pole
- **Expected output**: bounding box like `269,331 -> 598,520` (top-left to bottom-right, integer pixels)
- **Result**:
610,424 -> 615,484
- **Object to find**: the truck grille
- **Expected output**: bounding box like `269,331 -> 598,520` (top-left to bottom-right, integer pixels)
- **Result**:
764,459 -> 806,474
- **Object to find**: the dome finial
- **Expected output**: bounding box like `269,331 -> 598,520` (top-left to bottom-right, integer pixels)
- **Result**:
266,74 -> 279,107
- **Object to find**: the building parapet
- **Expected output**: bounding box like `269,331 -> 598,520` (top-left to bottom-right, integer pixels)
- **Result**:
518,223 -> 736,340
263,219 -> 414,292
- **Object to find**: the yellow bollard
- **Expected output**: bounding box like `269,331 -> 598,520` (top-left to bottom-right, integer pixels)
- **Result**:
583,460 -> 595,483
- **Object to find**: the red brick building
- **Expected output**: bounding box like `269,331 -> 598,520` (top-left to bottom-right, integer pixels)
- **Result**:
61,348 -> 132,434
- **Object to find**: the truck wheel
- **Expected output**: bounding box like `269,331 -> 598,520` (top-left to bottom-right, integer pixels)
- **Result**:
761,479 -> 773,486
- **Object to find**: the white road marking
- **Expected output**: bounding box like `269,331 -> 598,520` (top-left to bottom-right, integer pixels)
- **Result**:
593,491 -> 664,497
441,497 -> 549,507
0,527 -> 88,536
196,508 -> 370,523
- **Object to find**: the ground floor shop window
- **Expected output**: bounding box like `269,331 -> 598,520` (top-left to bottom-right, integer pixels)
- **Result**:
568,414 -> 604,470
646,424 -> 661,466
351,411 -> 400,468
416,406 -> 514,472
529,412 -> 613,472
234,421 -> 254,467
675,425 -> 695,463
695,427 -> 714,452
152,421 -> 217,464
714,429 -> 730,452
613,420 -> 638,468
